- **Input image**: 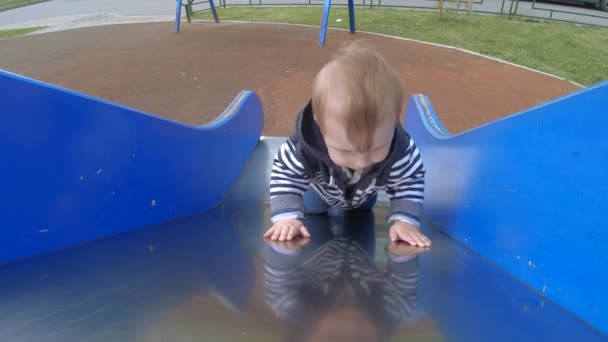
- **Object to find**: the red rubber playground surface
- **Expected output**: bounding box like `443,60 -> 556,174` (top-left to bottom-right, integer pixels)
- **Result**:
0,21 -> 580,134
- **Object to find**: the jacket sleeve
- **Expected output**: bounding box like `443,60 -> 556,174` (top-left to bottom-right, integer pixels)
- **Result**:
385,137 -> 426,226
270,139 -> 310,223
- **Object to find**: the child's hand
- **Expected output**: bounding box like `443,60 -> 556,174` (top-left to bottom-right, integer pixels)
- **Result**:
264,219 -> 311,241
390,221 -> 432,247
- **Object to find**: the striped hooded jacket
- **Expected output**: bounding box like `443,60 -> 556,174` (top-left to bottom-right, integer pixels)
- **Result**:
270,101 -> 425,226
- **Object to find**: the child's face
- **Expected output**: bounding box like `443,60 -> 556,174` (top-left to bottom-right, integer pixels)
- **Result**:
320,107 -> 395,171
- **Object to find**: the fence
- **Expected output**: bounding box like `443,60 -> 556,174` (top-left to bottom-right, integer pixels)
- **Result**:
189,0 -> 608,27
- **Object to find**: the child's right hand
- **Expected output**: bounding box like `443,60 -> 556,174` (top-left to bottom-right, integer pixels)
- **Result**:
264,219 -> 310,241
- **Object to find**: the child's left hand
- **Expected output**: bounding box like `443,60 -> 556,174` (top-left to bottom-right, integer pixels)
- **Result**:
390,221 -> 432,247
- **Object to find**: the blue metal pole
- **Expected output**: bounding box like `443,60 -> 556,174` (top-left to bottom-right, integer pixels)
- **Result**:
319,0 -> 332,47
348,0 -> 355,33
175,0 -> 182,32
209,0 -> 220,23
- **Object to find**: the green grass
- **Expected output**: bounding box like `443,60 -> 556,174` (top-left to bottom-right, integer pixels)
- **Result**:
0,0 -> 46,11
0,26 -> 42,39
194,7 -> 608,85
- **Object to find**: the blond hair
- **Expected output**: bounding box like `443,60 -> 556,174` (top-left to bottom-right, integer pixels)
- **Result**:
312,41 -> 404,152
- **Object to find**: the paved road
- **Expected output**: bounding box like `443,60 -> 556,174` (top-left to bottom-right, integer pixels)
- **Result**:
0,0 -> 174,29
0,0 -> 606,30
512,0 -> 608,26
